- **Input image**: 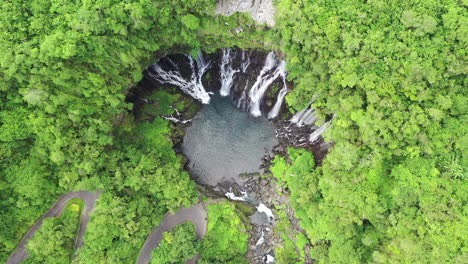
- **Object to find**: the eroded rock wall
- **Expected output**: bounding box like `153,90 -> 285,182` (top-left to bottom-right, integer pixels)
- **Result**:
215,0 -> 276,27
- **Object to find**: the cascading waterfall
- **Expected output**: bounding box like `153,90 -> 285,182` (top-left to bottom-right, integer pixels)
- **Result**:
144,49 -> 334,264
149,49 -> 333,144
150,49 -> 289,119
219,48 -> 240,96
290,107 -> 317,127
248,53 -> 287,117
241,50 -> 251,72
309,122 -> 329,143
163,105 -> 192,124
309,115 -> 335,142
264,255 -> 275,264
218,49 -> 287,119
225,189 -> 250,201
287,104 -> 334,144
267,81 -> 288,119
195,49 -> 208,70
225,189 -> 274,222
256,229 -> 265,246
150,52 -> 212,104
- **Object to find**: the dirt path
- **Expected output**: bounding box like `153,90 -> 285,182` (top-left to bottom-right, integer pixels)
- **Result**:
135,203 -> 208,264
7,191 -> 100,264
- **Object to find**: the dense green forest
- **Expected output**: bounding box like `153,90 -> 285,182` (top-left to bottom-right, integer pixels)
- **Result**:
150,222 -> 199,264
0,0 -> 466,263
199,202 -> 249,264
24,199 -> 83,264
275,0 -> 467,263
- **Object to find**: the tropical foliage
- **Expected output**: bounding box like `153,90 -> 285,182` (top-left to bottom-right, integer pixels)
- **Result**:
199,202 -> 249,264
275,0 -> 467,262
25,199 -> 83,264
0,0 -> 465,263
150,222 -> 200,264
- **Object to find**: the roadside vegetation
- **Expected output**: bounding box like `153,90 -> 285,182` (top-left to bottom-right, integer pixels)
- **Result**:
199,202 -> 249,264
24,199 -> 83,264
150,222 -> 200,264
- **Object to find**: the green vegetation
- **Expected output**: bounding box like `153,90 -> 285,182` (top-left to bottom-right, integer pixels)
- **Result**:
199,202 -> 249,264
271,148 -> 317,263
274,207 -> 308,264
145,202 -> 250,264
150,222 -> 200,264
274,0 -> 467,263
1,0 -> 465,263
25,199 -> 83,264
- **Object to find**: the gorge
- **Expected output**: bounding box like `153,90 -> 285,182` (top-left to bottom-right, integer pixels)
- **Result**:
130,48 -> 331,263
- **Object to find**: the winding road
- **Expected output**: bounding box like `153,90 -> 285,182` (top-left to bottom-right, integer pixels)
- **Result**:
136,203 -> 208,264
7,192 -> 207,264
7,191 -> 100,264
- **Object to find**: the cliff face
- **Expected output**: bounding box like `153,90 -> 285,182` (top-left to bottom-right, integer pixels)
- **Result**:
215,0 -> 276,27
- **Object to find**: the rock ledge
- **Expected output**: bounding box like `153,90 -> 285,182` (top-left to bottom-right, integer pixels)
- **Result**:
215,0 -> 276,27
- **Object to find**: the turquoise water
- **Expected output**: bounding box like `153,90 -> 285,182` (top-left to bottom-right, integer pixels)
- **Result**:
182,95 -> 278,186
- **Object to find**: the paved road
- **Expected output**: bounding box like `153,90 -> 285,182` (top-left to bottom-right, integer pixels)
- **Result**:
7,191 -> 100,264
136,203 -> 208,264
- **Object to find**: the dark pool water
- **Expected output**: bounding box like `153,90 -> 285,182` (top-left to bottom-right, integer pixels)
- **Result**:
182,95 -> 278,186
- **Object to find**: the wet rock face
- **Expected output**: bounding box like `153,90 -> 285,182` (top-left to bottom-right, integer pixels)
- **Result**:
215,0 -> 276,27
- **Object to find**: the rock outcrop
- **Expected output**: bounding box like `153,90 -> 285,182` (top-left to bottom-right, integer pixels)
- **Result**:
215,0 -> 276,27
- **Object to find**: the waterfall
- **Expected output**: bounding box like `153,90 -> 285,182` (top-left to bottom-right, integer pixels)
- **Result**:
290,107 -> 317,127
225,189 -> 250,201
150,49 -> 290,117
276,104 -> 335,147
162,105 -> 192,124
309,122 -> 329,142
195,49 -> 207,70
219,48 -> 240,96
267,80 -> 288,119
249,53 -> 287,117
264,254 -> 275,263
241,50 -> 251,72
225,189 -> 274,222
237,89 -> 248,110
163,116 -> 192,124
150,53 -> 211,104
309,116 -> 334,142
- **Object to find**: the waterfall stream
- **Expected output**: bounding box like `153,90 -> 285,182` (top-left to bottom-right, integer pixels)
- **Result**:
149,53 -> 211,104
149,48 -> 332,145
290,107 -> 316,127
219,48 -> 239,96
151,48 -> 288,119
268,84 -> 287,119
148,48 -> 333,149
247,52 -> 287,117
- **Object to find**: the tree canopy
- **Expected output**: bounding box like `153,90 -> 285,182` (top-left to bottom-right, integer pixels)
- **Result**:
274,0 -> 467,262
0,0 -> 465,263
